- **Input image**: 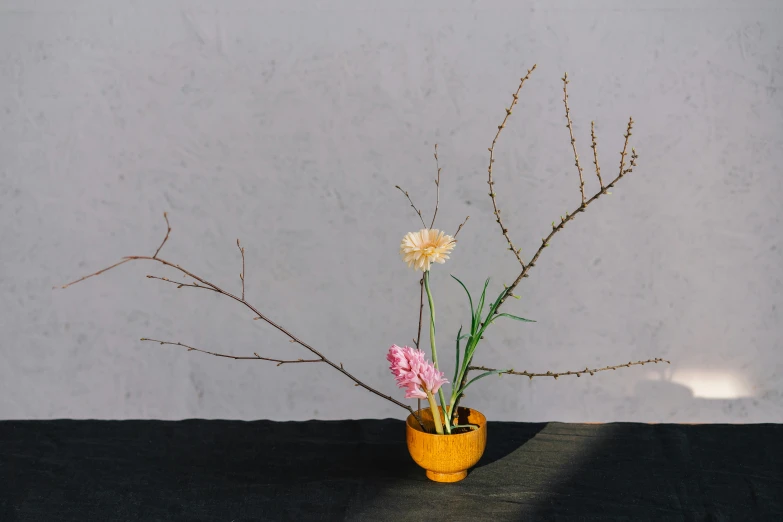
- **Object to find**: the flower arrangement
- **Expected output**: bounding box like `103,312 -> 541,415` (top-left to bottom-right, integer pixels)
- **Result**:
58,65 -> 669,479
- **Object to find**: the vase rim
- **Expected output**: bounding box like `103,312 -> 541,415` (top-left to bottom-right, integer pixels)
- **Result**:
406,406 -> 486,436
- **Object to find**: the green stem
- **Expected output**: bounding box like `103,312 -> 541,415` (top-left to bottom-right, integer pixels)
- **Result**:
423,270 -> 452,434
439,388 -> 451,434
425,390 -> 444,435
423,271 -> 439,368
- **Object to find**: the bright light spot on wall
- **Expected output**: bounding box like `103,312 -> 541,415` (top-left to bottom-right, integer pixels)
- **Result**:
666,370 -> 753,399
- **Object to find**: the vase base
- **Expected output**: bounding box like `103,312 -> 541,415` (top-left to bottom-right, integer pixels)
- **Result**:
426,470 -> 468,483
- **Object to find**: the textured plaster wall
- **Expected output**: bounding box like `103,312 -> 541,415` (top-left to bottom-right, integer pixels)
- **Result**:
1,0 -> 781,422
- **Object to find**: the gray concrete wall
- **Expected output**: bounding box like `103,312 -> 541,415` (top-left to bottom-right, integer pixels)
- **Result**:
2,0 -> 781,422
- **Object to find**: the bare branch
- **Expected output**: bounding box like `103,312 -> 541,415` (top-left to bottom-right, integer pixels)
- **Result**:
430,144 -> 441,229
450,66 -> 537,419
56,259 -> 132,289
487,64 -> 537,268
57,212 -> 172,290
453,81 -> 641,421
237,239 -> 245,301
451,134 -> 641,419
496,117 -> 639,313
627,147 -> 638,175
469,358 -> 670,380
590,121 -> 604,189
58,216 -> 423,427
153,212 -> 171,259
453,215 -> 470,239
413,277 -> 425,349
145,274 -> 218,292
413,276 -> 426,416
562,73 -> 586,207
141,338 -> 324,366
395,185 -> 427,229
618,116 -> 635,179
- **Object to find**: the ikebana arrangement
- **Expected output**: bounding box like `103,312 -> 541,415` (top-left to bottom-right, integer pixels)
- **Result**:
59,64 -> 669,483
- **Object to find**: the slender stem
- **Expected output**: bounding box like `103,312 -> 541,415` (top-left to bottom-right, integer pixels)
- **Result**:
423,271 -> 439,369
429,143 -> 441,229
56,258 -> 133,289
413,278 -> 425,348
487,64 -> 537,268
449,333 -> 476,405
395,185 -> 427,229
152,212 -> 171,259
423,270 -> 451,433
618,117 -> 634,179
562,72 -> 587,207
453,215 -> 470,239
468,358 -> 670,379
140,338 -> 323,365
413,276 -> 425,415
438,390 -> 451,433
425,389 -> 444,435
590,121 -> 604,189
237,239 -> 245,302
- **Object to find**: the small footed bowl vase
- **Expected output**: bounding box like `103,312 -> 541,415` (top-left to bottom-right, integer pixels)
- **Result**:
405,406 -> 487,483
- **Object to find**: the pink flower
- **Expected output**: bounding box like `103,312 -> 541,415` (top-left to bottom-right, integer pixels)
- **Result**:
387,345 -> 448,399
387,344 -> 423,384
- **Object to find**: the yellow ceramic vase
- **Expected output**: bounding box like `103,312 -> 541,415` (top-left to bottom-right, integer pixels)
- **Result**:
406,406 -> 487,483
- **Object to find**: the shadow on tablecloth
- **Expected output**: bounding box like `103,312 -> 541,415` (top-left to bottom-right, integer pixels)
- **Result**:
1,419 -> 781,521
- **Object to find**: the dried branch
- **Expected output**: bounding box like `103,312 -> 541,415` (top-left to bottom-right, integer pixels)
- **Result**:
395,185 -> 427,229
590,121 -> 604,189
469,358 -> 670,380
413,277 -> 425,348
618,117 -> 635,178
453,121 -> 641,418
628,147 -> 638,174
153,212 -> 171,259
145,274 -> 217,292
58,213 -> 424,429
430,144 -> 442,229
453,78 -> 642,421
141,338 -> 323,366
487,64 -> 537,268
496,118 -> 638,312
237,239 -> 245,301
562,73 -> 587,206
412,276 -> 426,415
56,259 -> 132,289
453,215 -> 470,239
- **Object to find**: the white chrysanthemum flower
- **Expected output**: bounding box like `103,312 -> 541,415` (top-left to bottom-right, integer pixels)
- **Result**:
399,229 -> 455,272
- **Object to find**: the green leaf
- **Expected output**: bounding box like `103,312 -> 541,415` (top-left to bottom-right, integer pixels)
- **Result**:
457,369 -> 509,396
466,286 -> 511,358
452,424 -> 480,431
450,275 -> 475,327
453,325 -> 463,385
491,313 -> 536,324
474,278 -> 491,327
485,286 -> 510,321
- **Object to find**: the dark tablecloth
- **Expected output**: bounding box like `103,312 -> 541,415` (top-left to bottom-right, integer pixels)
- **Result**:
1,419 -> 781,521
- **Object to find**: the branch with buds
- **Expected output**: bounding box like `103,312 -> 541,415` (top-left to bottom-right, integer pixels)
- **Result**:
469,358 -> 670,381
58,66 -> 665,435
448,69 -> 657,421
57,214 -> 426,430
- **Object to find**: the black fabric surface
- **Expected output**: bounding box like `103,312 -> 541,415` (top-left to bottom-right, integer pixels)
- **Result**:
1,420 -> 781,521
